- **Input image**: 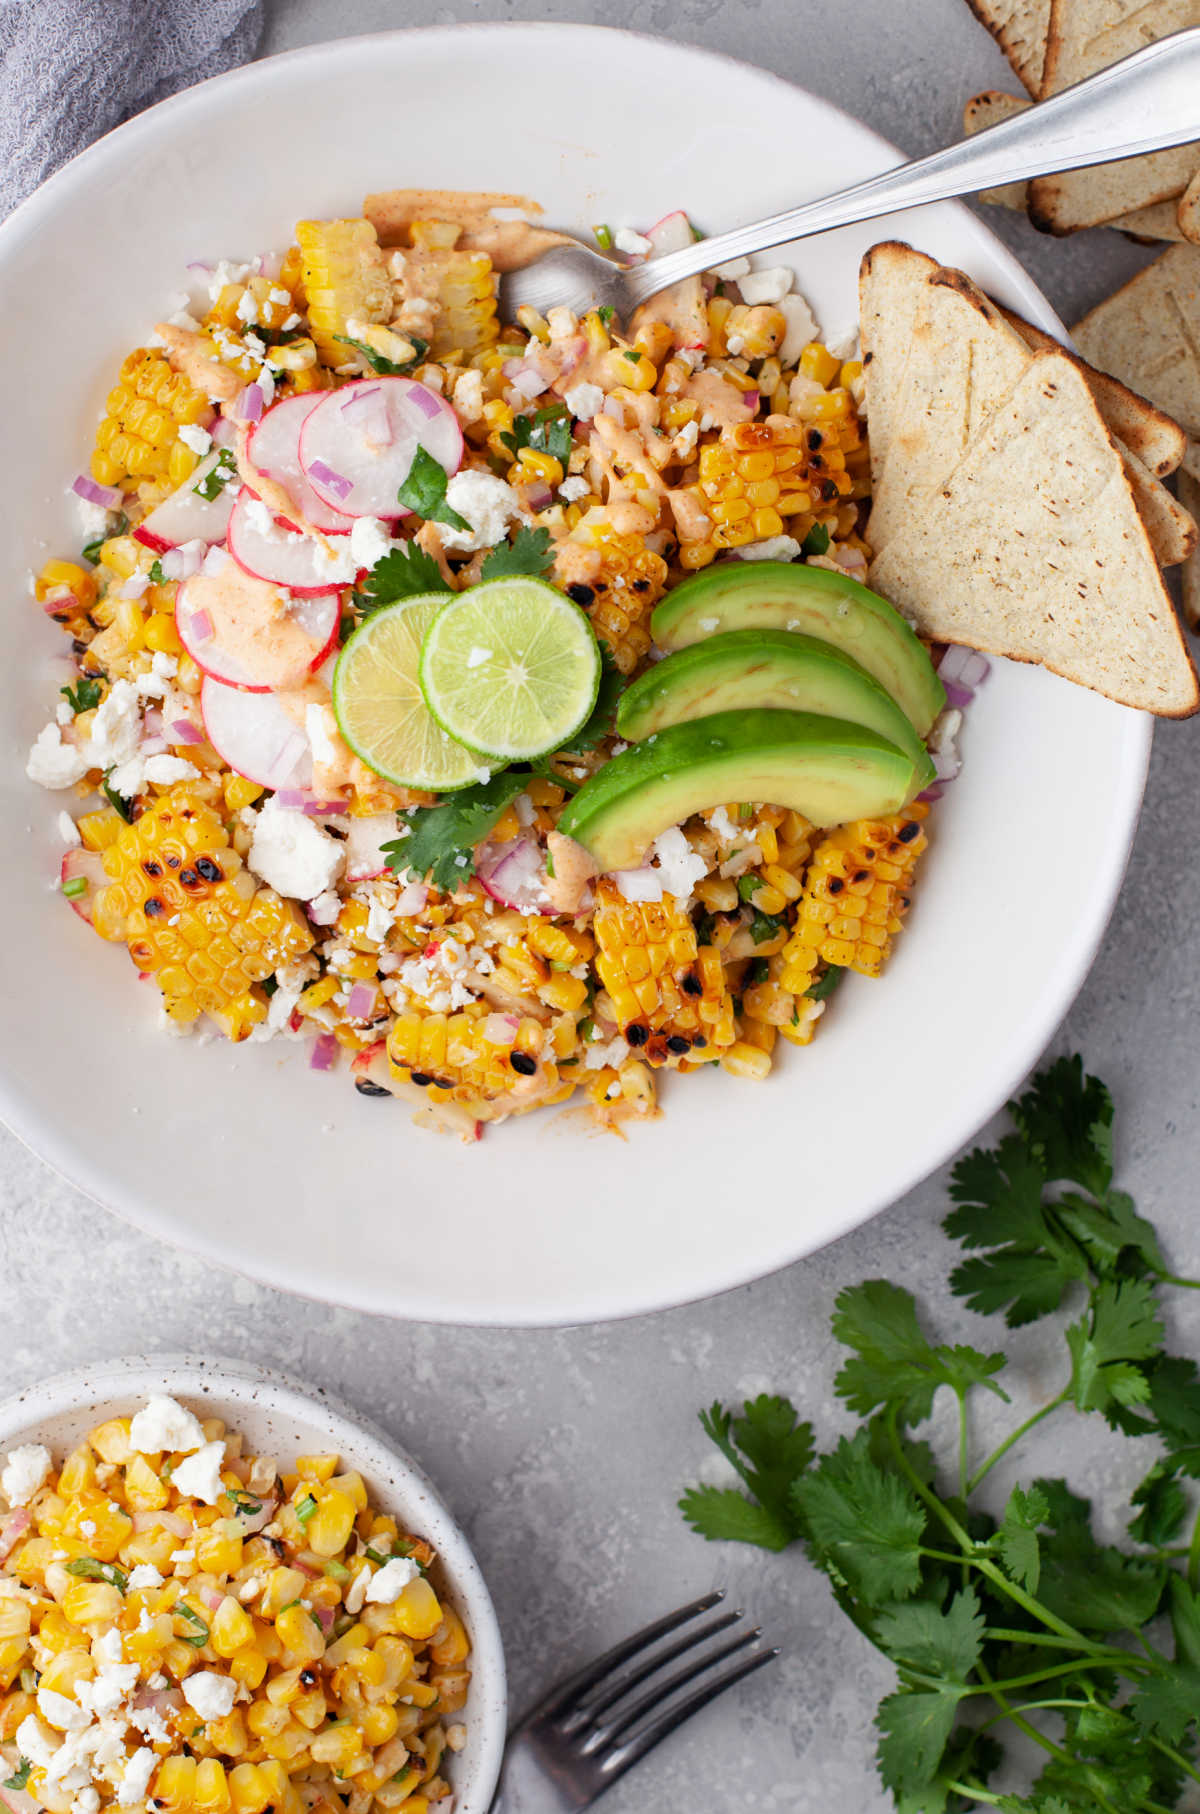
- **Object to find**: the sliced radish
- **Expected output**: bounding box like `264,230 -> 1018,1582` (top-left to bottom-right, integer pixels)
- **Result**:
201,679 -> 313,791
177,569 -> 339,692
643,209 -> 708,352
133,448 -> 239,551
476,837 -> 555,915
344,813 -> 402,882
247,394 -> 356,534
227,490 -> 355,594
299,377 -> 463,519
647,209 -> 695,252
61,848 -> 109,925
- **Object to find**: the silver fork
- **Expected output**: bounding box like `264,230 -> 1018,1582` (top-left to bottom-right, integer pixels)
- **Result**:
500,26 -> 1200,323
490,1591 -> 776,1811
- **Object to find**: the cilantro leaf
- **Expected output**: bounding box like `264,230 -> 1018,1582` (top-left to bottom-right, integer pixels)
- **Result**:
873,1588 -> 985,1683
1143,1354 -> 1200,1474
395,446 -> 468,530
3,1761 -> 31,1793
801,522 -> 831,557
1130,1661 -> 1200,1745
875,1688 -> 966,1797
1128,1461 -> 1187,1546
945,1134 -> 1085,1327
1168,1573 -> 1200,1667
499,404 -> 572,470
334,332 -> 428,374
793,1430 -> 926,1604
1064,1278 -> 1163,1418
678,1486 -> 798,1551
681,1397 -> 812,1552
480,526 -> 556,582
66,1557 -> 128,1591
1011,1054 -> 1113,1197
193,447 -> 237,501
82,509 -> 128,565
354,541 -> 450,611
1054,1188 -> 1167,1283
832,1280 -> 1008,1426
805,965 -> 845,1002
994,1484 -> 1048,1593
383,772 -> 525,892
60,677 -> 101,715
102,770 -> 135,822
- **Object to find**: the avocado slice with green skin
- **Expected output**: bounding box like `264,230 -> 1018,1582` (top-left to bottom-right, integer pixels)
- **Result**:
650,561 -> 945,737
615,628 -> 935,790
558,708 -> 918,873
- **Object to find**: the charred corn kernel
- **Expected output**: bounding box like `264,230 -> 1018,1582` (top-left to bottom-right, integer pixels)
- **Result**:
38,1649 -> 92,1696
228,1646 -> 268,1691
388,1004 -> 556,1107
62,1579 -> 122,1627
304,1487 -> 356,1557
296,219 -> 392,363
77,810 -> 124,853
211,1594 -> 255,1656
144,612 -> 183,655
123,1452 -> 170,1510
602,347 -> 656,392
762,862 -> 802,903
296,1453 -> 339,1482
91,349 -> 213,492
697,421 -> 820,548
57,1448 -> 96,1496
208,1709 -> 249,1757
527,921 -> 594,965
324,1621 -> 369,1667
195,1759 -> 232,1814
155,1757 -> 198,1813
93,784 -> 314,1041
553,524 -> 668,674
723,304 -> 786,358
781,803 -> 928,986
405,221 -> 500,359
177,653 -> 203,695
389,1576 -> 443,1642
592,880 -> 735,1064
514,446 -> 564,487
538,972 -> 588,1014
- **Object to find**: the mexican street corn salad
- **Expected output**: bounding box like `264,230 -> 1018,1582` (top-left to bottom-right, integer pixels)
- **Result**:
25,191 -> 961,1140
0,1396 -> 469,1814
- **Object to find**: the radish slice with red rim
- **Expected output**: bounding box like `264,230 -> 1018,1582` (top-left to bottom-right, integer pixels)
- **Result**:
476,837 -> 555,915
342,813 -> 401,882
227,490 -> 355,594
201,678 -> 313,791
133,448 -> 239,552
177,571 -> 339,693
298,377 -> 463,519
247,394 -> 356,534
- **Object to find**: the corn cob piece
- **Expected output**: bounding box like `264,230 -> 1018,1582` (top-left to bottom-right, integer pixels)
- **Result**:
591,879 -> 735,1064
780,802 -> 929,988
92,784 -> 314,1040
90,349 -> 214,493
387,1003 -> 561,1110
555,525 -> 669,675
402,220 -> 499,359
295,218 -> 393,364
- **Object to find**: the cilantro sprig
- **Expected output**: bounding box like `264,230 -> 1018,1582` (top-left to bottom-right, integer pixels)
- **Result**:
66,1557 -> 128,1592
334,332 -> 428,374
395,446 -> 468,531
500,404 -> 572,470
60,678 -> 101,715
383,771 -> 527,893
193,447 -> 237,502
3,1760 -> 31,1793
680,1057 -> 1200,1814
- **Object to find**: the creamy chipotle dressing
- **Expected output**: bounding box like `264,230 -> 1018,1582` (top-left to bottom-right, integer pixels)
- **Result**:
184,566 -> 328,691
364,189 -> 573,272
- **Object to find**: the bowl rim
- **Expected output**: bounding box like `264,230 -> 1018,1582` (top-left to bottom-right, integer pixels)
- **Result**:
0,21 -> 1152,1327
0,1353 -> 508,1813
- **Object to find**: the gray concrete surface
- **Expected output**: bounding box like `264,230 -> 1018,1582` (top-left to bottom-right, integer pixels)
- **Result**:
4,1 -> 1199,1806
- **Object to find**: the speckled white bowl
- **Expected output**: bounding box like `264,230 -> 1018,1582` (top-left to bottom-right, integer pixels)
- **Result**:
0,24 -> 1150,1324
0,1356 -> 506,1814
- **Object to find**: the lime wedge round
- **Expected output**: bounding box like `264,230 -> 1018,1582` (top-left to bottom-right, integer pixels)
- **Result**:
418,577 -> 601,761
332,595 -> 490,792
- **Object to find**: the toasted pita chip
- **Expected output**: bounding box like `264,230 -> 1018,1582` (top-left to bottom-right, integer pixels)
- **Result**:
1000,306 -> 1187,476
858,243 -> 940,494
963,0 -> 1050,94
1028,0 -> 1200,232
869,352 -> 1198,716
868,271 -> 1029,552
1073,246 -> 1200,461
1178,168 -> 1200,245
1121,450 -> 1197,566
1180,469 -> 1200,628
1185,441 -> 1200,484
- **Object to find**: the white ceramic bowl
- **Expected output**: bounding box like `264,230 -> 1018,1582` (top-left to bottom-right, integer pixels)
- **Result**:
0,25 -> 1149,1325
0,1356 -> 506,1811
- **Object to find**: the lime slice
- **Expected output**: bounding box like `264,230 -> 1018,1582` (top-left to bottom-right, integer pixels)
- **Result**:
419,577 -> 601,761
332,595 -> 490,792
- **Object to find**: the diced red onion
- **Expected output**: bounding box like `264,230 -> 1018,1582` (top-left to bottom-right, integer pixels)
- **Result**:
143,709 -> 163,735
188,607 -> 214,643
306,894 -> 341,927
341,384 -> 393,446
275,788 -> 307,807
41,586 -> 76,616
169,718 -> 205,745
394,879 -> 428,915
161,542 -> 205,580
931,750 -> 961,782
233,1496 -> 276,1536
303,797 -> 349,816
942,680 -> 974,710
524,481 -> 554,511
938,645 -> 990,688
743,391 -> 760,411
198,1586 -> 224,1612
210,416 -> 238,449
511,365 -> 551,400
409,384 -> 444,421
556,336 -> 587,379
233,383 -> 264,423
476,837 -> 554,913
307,459 -> 354,501
614,867 -> 664,903
918,783 -> 944,803
312,1602 -> 336,1634
310,1033 -> 338,1071
72,473 -> 122,510
346,982 -> 376,1019
0,1780 -> 40,1814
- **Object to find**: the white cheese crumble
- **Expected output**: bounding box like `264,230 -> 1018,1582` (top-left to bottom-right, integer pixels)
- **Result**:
439,470 -> 525,554
2,1443 -> 51,1506
117,1748 -> 156,1806
178,422 -> 213,457
248,805 -> 345,901
130,1394 -> 207,1454
650,826 -> 708,904
168,1441 -> 226,1506
182,1672 -> 238,1720
558,475 -> 589,502
26,723 -> 90,790
72,494 -> 113,541
614,227 -> 652,257
57,811 -> 81,848
778,293 -> 821,367
738,266 -> 794,307
348,515 -> 393,570
364,1556 -> 421,1604
76,1660 -> 138,1717
563,381 -> 605,420
734,535 -> 804,563
37,1688 -> 90,1732
126,1563 -> 164,1589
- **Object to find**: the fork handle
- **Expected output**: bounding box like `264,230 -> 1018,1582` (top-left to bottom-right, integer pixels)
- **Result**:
624,27 -> 1200,306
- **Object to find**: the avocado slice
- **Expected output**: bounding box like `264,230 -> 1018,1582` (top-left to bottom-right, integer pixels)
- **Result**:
616,629 -> 935,790
650,561 -> 945,737
558,708 -> 918,872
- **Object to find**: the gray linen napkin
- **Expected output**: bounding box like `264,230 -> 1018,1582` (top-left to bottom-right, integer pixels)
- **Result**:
0,0 -> 265,220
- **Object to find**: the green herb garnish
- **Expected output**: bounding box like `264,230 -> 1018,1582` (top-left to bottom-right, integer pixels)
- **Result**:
364,1545 -> 392,1566
737,875 -> 761,904
4,1761 -> 31,1793
148,559 -> 166,584
323,1559 -> 350,1582
479,526 -> 556,583
746,957 -> 770,985
353,541 -> 451,615
499,405 -> 572,471
228,1488 -> 263,1516
383,770 -> 525,892
60,678 -> 101,715
749,910 -> 785,945
593,224 -> 613,251
66,1557 -> 128,1592
598,304 -> 614,326
82,510 -> 129,566
622,349 -> 642,365
295,1493 -> 318,1526
177,1603 -> 211,1647
801,522 -> 831,557
805,966 -> 845,1003
193,447 -> 237,502
333,333 -> 428,375
680,1056 -> 1200,1813
62,876 -> 87,900
101,771 -> 135,823
395,446 -> 468,531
